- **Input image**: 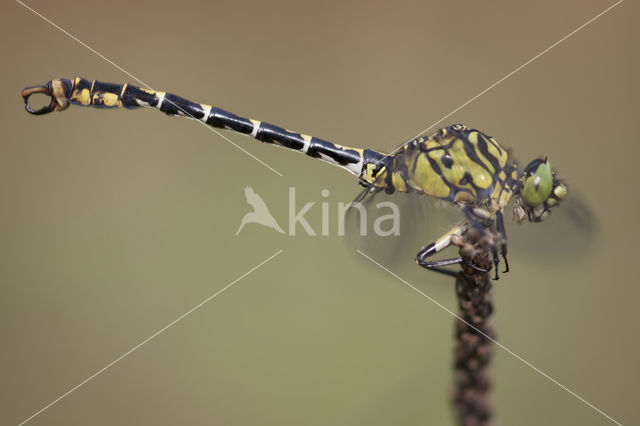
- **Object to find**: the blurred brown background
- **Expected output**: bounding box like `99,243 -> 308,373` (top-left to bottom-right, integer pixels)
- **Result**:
1,0 -> 637,425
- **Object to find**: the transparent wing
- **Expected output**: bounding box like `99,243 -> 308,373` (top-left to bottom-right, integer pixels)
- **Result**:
345,184 -> 597,278
343,185 -> 464,270
507,189 -> 598,265
343,144 -> 465,280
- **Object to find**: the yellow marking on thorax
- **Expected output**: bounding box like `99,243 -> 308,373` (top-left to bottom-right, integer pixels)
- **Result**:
425,140 -> 440,150
467,132 -> 494,174
488,180 -> 513,212
487,135 -> 508,167
410,152 -> 450,198
448,139 -> 493,190
490,183 -> 502,202
391,171 -> 407,192
498,189 -> 513,210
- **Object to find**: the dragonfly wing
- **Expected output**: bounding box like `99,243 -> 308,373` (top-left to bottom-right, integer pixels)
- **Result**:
343,185 -> 464,268
506,190 -> 598,265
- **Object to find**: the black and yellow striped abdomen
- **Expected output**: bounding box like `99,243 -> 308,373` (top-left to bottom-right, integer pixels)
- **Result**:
375,124 -> 517,211
24,77 -> 387,177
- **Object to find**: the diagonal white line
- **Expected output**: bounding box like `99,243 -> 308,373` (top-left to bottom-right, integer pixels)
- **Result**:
17,249 -> 283,426
375,0 -> 624,167
15,0 -> 283,177
357,249 -> 622,425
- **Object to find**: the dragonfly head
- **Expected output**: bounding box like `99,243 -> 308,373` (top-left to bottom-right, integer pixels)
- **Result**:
513,158 -> 567,223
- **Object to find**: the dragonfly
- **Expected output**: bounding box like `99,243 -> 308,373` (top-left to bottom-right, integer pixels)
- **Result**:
21,77 -> 568,279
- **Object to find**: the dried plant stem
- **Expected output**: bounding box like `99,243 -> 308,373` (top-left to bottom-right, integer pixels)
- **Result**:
452,230 -> 496,426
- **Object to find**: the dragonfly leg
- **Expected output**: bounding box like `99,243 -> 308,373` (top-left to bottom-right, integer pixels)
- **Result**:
415,251 -> 461,277
416,222 -> 489,277
496,211 -> 509,273
491,246 -> 500,280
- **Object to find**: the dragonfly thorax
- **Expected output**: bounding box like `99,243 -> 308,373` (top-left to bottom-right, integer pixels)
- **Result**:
359,125 -> 567,226
368,125 -> 516,205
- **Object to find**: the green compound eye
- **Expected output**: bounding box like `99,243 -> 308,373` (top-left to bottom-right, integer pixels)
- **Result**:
522,161 -> 553,206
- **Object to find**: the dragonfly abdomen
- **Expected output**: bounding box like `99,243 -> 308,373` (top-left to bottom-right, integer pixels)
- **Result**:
22,77 -> 389,177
